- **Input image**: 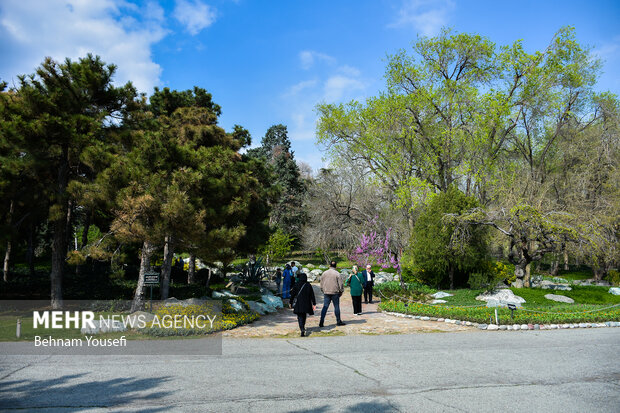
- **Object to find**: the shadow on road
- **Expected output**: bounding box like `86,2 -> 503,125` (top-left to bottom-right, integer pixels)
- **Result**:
0,371 -> 173,412
290,400 -> 398,412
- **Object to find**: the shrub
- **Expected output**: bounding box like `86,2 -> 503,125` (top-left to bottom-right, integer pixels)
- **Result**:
374,281 -> 435,302
606,270 -> 620,286
407,186 -> 489,289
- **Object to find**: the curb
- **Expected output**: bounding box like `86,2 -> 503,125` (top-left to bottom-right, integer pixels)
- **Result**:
382,312 -> 620,331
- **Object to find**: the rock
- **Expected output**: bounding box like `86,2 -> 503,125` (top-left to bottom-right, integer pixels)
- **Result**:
430,299 -> 447,304
609,287 -> 620,295
212,290 -> 236,299
247,300 -> 275,314
499,325 -> 507,330
534,324 -> 540,330
302,268 -> 310,274
431,291 -> 453,299
420,316 -> 430,321
478,324 -> 488,330
163,297 -> 181,306
540,280 -> 572,291
374,272 -> 394,285
487,324 -> 499,330
262,294 -> 284,309
578,323 -> 587,328
81,319 -> 127,334
549,324 -> 559,329
512,278 -> 524,288
306,263 -> 315,268
477,290 -> 525,307
544,294 -> 575,304
520,324 -> 529,330
437,318 -> 444,322
527,324 -> 534,330
228,299 -> 245,312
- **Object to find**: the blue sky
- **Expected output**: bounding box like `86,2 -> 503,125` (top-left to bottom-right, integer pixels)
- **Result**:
1,0 -> 619,171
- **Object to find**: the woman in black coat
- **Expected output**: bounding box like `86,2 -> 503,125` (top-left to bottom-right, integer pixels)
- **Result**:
290,273 -> 316,337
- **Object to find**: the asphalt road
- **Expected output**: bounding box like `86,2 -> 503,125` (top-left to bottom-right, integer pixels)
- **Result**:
1,328 -> 619,412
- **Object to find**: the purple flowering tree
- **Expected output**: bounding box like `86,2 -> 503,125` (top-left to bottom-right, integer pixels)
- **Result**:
348,227 -> 404,288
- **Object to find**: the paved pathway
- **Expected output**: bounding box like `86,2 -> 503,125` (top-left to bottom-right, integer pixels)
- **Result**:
224,284 -> 472,338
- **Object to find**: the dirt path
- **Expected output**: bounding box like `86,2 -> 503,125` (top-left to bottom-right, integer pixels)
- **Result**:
223,284 -> 473,338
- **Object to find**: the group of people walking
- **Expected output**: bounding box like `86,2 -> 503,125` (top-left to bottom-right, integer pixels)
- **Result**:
281,261 -> 376,337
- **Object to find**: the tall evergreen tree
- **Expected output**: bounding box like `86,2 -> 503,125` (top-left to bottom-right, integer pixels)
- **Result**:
3,55 -> 137,308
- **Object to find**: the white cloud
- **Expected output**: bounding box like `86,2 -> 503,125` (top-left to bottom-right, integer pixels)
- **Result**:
593,36 -> 620,60
389,0 -> 454,37
284,79 -> 319,97
173,0 -> 216,35
281,59 -> 367,150
299,50 -> 336,70
0,0 -> 167,93
323,75 -> 365,102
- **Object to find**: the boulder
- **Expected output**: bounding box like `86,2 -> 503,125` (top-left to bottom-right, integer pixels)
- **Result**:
431,291 -> 453,299
306,273 -> 317,282
247,300 -> 273,315
430,299 -> 447,304
228,299 -> 245,312
212,290 -> 237,299
544,294 -> 574,304
609,287 -> 620,295
123,311 -> 155,329
476,290 -> 525,307
262,294 -> 284,309
306,263 -> 315,268
540,280 -> 572,291
374,272 -> 394,285
81,319 -> 127,334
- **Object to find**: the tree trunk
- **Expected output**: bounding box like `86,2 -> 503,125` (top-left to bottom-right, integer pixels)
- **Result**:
131,240 -> 154,312
563,247 -> 569,271
524,263 -> 531,288
3,199 -> 14,282
187,253 -> 196,284
550,255 -> 559,276
27,223 -> 35,276
50,151 -> 69,309
76,211 -> 91,276
448,264 -> 454,290
160,235 -> 174,300
3,241 -> 11,283
206,268 -> 212,289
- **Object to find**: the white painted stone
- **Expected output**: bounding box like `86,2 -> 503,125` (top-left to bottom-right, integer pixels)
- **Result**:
609,287 -> 620,295
487,324 -> 499,330
544,294 -> 574,304
431,291 -> 453,299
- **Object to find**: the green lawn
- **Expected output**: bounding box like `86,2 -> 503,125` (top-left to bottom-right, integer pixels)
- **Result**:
437,285 -> 620,308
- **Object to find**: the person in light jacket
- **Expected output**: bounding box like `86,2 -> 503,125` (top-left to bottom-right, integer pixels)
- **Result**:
290,273 -> 316,337
319,261 -> 346,327
345,265 -> 364,315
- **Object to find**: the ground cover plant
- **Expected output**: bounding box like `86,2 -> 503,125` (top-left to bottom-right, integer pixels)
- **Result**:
379,283 -> 620,324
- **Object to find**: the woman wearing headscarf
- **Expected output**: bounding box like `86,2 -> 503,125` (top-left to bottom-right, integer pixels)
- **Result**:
345,265 -> 364,315
282,264 -> 294,300
290,273 -> 316,337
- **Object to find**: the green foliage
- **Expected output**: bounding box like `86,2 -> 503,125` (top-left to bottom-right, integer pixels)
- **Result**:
408,187 -> 488,288
247,124 -> 307,240
606,270 -> 620,286
261,229 -> 294,260
468,261 -> 513,290
374,281 -> 435,302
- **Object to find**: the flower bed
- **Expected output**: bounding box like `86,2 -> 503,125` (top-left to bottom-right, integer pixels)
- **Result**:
379,300 -> 620,325
141,303 -> 259,337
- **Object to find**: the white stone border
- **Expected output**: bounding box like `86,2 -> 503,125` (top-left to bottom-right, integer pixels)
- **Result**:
382,311 -> 620,331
